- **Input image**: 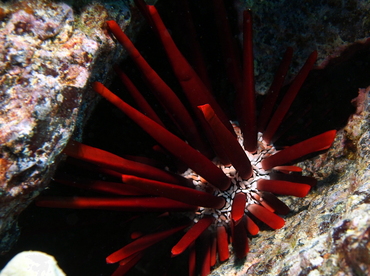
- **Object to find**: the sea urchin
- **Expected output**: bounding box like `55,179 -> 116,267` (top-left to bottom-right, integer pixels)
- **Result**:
36,1 -> 337,275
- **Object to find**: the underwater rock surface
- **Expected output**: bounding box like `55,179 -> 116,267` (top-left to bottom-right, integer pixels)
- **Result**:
211,87 -> 370,275
0,0 -> 133,253
235,0 -> 370,93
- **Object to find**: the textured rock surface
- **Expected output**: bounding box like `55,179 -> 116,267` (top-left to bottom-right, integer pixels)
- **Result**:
0,0 -> 134,253
235,0 -> 370,93
211,88 -> 370,275
207,2 -> 370,274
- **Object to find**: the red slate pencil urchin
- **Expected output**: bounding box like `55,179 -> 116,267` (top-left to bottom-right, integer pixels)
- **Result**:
36,0 -> 337,275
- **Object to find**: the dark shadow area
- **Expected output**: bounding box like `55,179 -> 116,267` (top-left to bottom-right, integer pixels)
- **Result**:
273,40 -> 370,147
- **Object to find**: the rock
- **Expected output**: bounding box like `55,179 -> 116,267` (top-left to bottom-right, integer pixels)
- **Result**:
234,0 -> 370,93
0,0 -> 135,253
211,87 -> 370,275
0,251 -> 65,276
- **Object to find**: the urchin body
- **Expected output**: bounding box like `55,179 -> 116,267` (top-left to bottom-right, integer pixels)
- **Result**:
185,124 -> 276,226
